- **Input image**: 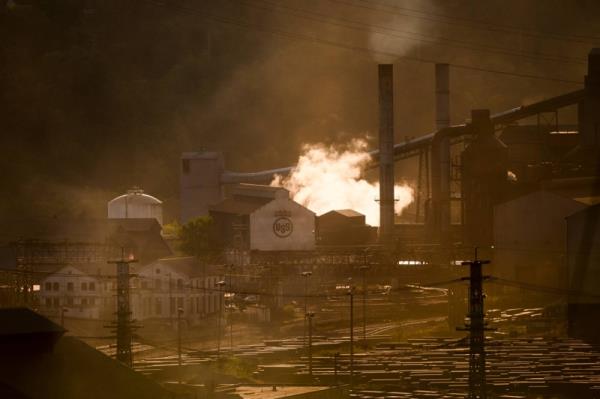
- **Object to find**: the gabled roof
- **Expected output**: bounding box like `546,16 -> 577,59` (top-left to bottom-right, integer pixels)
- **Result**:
321,209 -> 364,218
139,257 -> 221,278
209,197 -> 270,215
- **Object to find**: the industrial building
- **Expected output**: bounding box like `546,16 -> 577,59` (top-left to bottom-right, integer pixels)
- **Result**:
493,190 -> 594,289
209,184 -> 316,252
316,209 -> 376,246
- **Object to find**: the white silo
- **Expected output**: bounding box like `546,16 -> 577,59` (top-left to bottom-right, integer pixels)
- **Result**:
107,187 -> 163,225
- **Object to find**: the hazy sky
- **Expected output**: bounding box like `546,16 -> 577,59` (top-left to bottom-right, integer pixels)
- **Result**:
0,0 -> 597,226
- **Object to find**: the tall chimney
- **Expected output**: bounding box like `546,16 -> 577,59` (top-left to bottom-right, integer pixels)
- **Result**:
435,64 -> 451,240
378,64 -> 395,246
435,64 -> 450,131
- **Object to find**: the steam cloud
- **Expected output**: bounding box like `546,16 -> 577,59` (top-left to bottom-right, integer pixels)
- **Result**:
271,139 -> 413,226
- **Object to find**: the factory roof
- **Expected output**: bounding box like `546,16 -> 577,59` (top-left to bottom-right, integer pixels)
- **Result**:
108,188 -> 162,205
321,209 -> 364,218
209,197 -> 271,215
231,183 -> 289,200
139,256 -> 221,278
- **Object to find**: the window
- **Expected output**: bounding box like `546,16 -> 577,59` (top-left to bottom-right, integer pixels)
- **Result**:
67,297 -> 74,306
141,281 -> 148,289
81,282 -> 87,291
89,282 -> 95,291
182,159 -> 190,174
45,282 -> 52,291
89,297 -> 95,306
156,268 -> 160,274
67,282 -> 74,291
177,297 -> 183,311
82,298 -> 87,306
52,282 -> 59,291
45,298 -> 52,307
177,279 -> 183,290
155,279 -> 161,290
53,297 -> 60,308
170,297 -> 176,315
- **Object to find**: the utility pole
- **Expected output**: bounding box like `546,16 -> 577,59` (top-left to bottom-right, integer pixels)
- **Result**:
307,312 -> 314,381
458,251 -> 491,399
301,271 -> 312,349
107,250 -> 138,367
177,307 -> 184,382
215,280 -> 226,358
348,284 -> 355,387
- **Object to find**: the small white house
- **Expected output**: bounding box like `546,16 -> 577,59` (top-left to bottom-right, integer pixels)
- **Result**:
38,264 -> 108,320
132,257 -> 222,323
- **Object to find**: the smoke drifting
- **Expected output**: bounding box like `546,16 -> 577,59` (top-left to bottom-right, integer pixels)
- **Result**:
272,139 -> 413,226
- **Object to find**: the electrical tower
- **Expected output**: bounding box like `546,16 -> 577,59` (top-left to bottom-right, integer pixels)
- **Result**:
107,252 -> 138,367
458,256 -> 491,399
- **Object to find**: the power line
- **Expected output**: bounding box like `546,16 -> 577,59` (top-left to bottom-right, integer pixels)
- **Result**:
488,276 -> 600,300
143,0 -> 582,85
244,0 -> 586,66
331,0 -> 600,45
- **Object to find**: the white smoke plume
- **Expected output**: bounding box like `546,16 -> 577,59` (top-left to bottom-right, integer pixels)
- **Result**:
271,139 -> 413,226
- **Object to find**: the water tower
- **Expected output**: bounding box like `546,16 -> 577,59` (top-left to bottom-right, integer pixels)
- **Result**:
108,187 -> 163,225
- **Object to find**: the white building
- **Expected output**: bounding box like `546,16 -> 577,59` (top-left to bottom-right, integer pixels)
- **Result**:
38,264 -> 112,320
132,257 -> 222,323
37,257 -> 222,323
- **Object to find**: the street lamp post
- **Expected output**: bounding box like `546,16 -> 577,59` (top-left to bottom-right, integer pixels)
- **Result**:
224,292 -> 235,355
306,311 -> 315,381
177,306 -> 184,380
359,264 -> 370,348
336,279 -> 355,387
333,352 -> 340,386
215,280 -> 226,358
168,272 -> 173,326
301,271 -> 312,348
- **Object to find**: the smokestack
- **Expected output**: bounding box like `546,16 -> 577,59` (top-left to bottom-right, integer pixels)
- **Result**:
435,64 -> 450,131
436,64 -> 451,240
378,64 -> 395,246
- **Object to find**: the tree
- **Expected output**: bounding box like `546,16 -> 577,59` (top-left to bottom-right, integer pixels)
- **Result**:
178,216 -> 220,261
